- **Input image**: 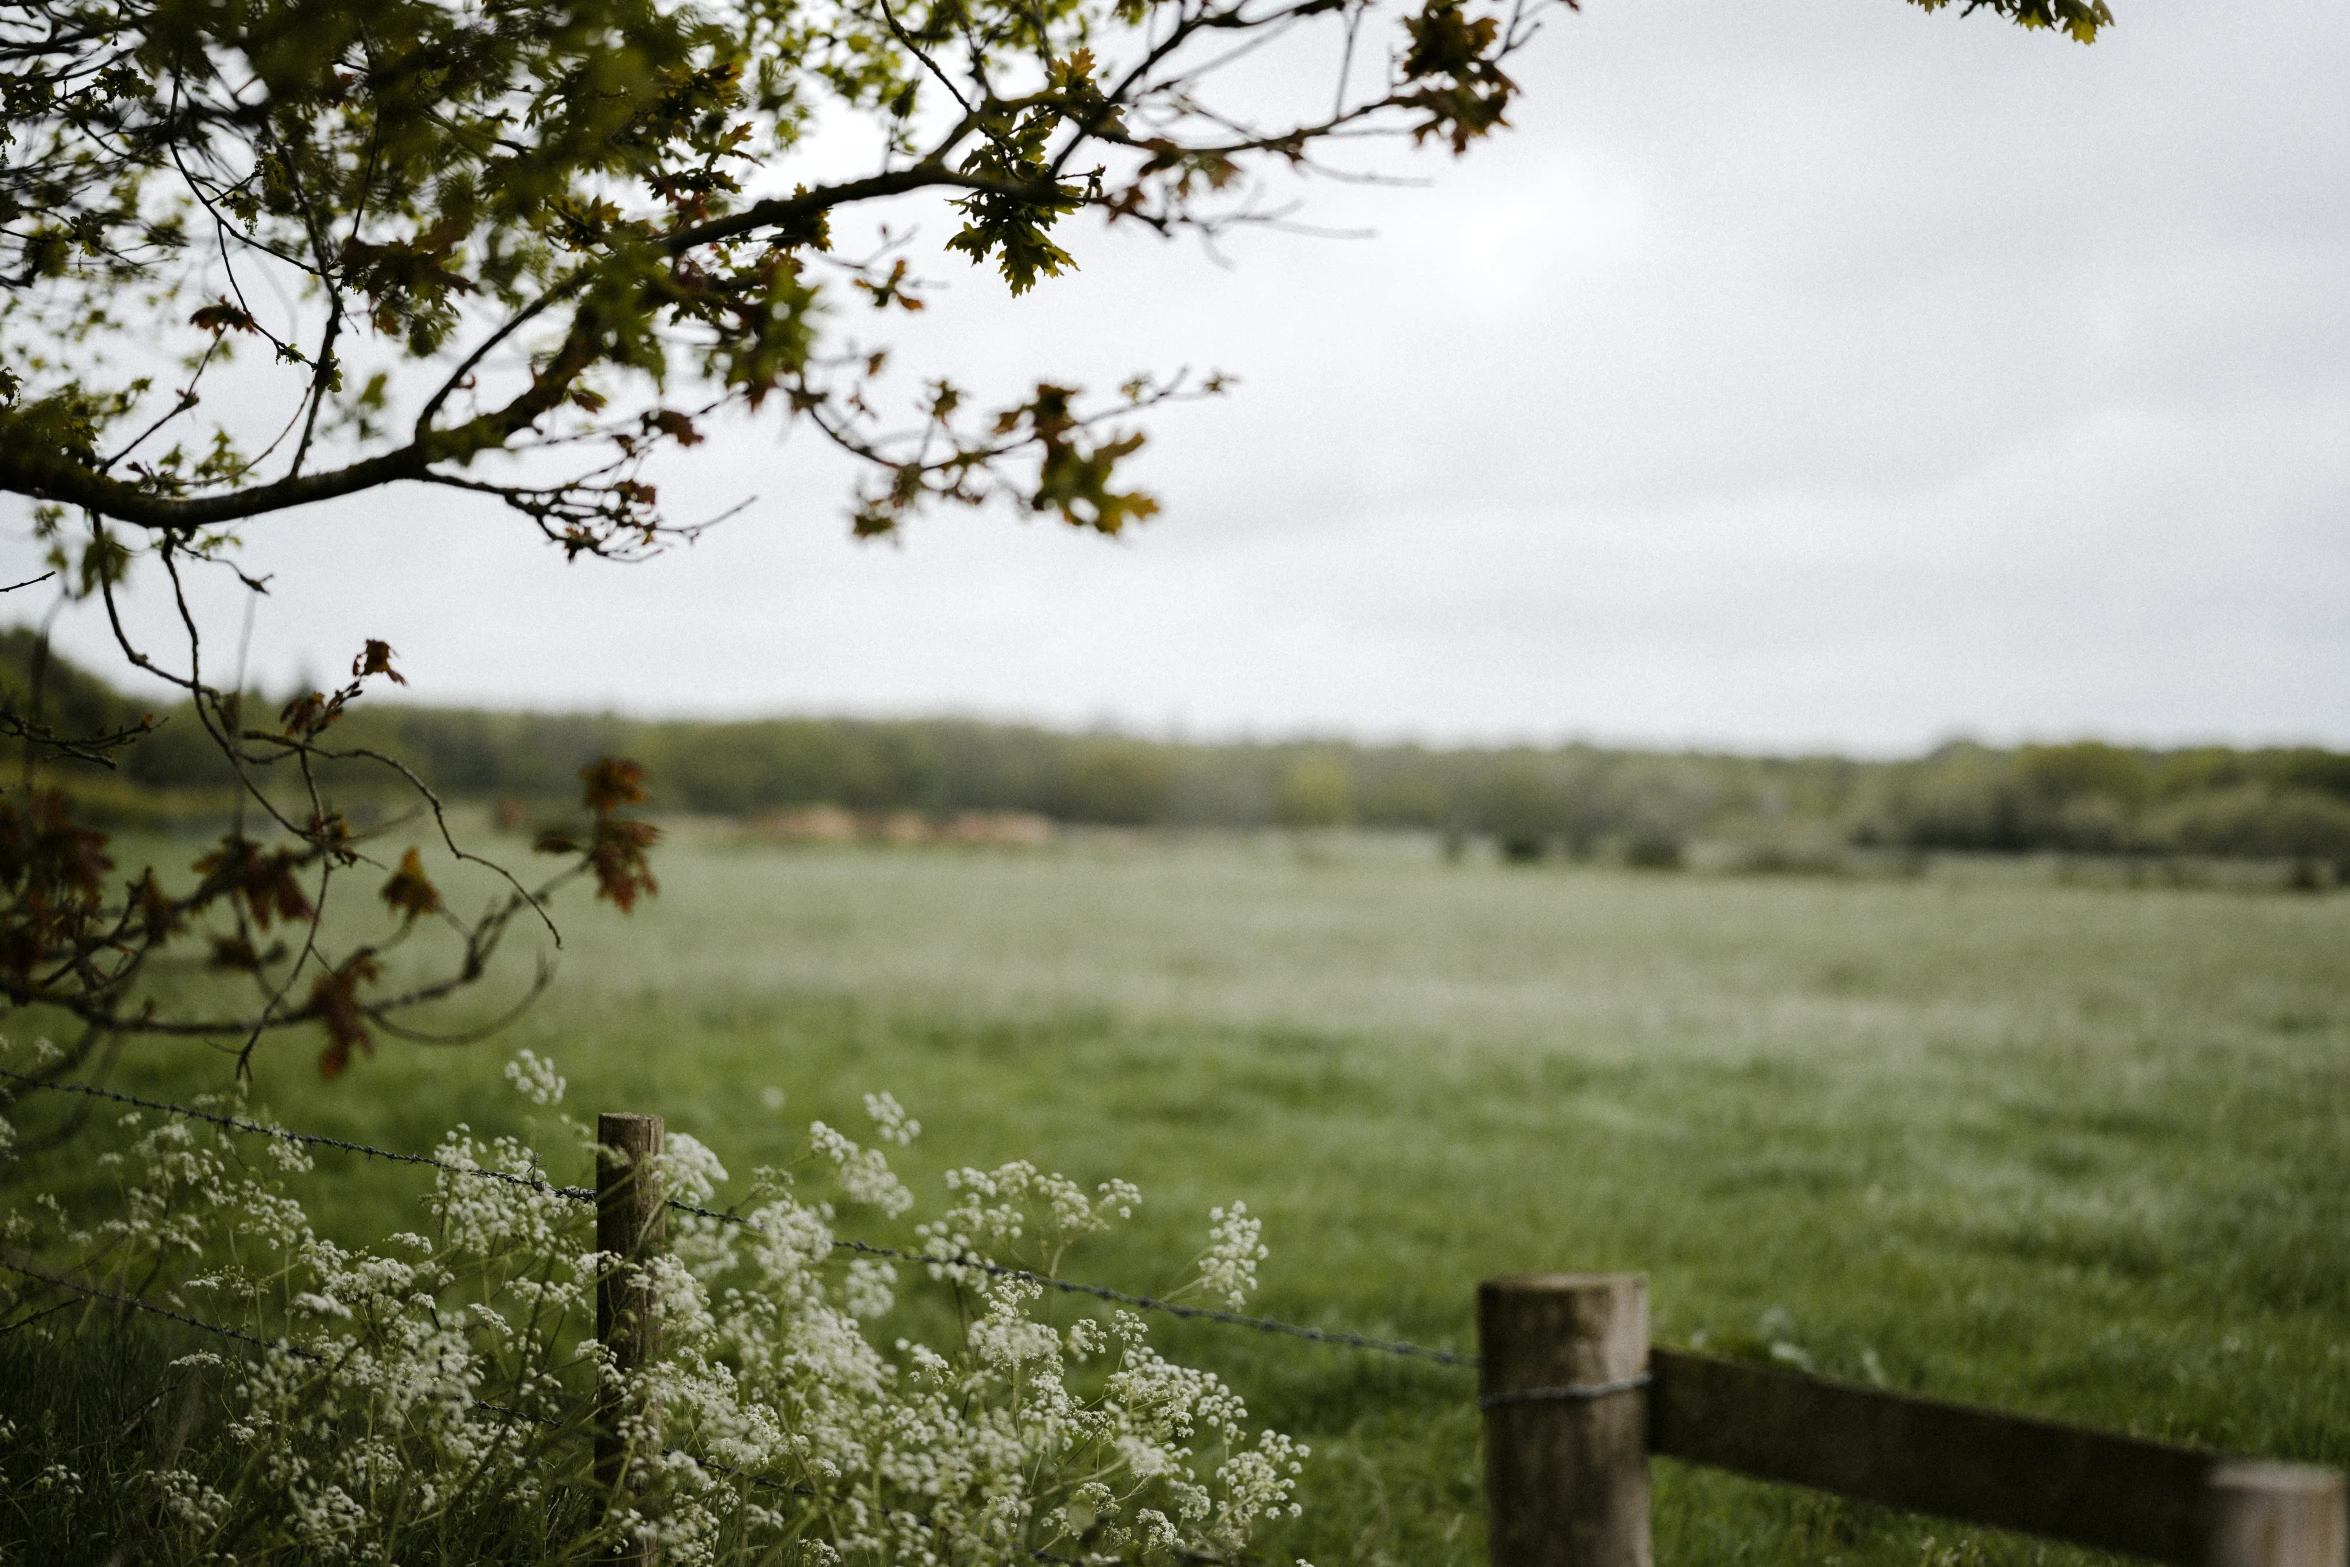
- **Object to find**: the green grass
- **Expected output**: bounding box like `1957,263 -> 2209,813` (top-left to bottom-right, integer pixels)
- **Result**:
12,827 -> 2350,1565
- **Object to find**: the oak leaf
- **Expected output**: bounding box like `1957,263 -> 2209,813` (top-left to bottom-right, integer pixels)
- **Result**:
380,846 -> 442,923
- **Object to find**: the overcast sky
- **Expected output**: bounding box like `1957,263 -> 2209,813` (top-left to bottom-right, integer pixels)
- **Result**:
13,0 -> 2348,754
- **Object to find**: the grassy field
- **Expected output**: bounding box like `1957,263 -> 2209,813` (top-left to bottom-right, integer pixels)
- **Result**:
15,827 -> 2350,1565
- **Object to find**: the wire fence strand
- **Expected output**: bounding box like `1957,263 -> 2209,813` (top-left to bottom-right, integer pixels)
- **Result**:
1,1068 -> 1477,1369
666,1197 -> 1476,1367
0,1253 -> 568,1428
0,1067 -> 595,1202
0,1253 -> 313,1361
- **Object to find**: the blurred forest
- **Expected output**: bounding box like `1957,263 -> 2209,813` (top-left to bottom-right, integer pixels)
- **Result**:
12,628 -> 2349,874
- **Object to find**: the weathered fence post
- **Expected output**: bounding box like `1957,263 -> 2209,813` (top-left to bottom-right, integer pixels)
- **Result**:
596,1111 -> 666,1567
1480,1273 -> 1651,1567
2206,1462 -> 2347,1567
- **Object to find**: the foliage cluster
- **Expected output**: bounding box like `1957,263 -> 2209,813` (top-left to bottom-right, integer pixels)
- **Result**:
0,0 -> 1584,555
0,617 -> 661,1080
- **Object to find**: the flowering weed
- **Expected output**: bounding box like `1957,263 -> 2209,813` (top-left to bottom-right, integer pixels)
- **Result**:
0,1047 -> 1306,1566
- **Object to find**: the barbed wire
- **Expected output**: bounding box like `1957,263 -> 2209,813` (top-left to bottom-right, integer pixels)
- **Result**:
0,1067 -> 595,1202
0,1254 -> 1083,1563
667,1197 -> 1476,1367
0,1253 -> 313,1362
0,1252 -> 569,1428
0,1069 -> 1477,1369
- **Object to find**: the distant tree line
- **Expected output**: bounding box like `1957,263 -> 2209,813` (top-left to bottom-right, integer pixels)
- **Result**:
10,629 -> 2348,868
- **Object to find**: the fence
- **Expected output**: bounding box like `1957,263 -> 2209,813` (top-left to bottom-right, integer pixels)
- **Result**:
3,1074 -> 2343,1567
1480,1274 -> 2346,1567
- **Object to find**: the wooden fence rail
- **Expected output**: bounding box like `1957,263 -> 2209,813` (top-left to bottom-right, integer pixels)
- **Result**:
1481,1274 -> 2347,1567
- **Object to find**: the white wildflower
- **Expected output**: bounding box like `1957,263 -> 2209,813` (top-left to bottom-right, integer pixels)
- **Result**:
1200,1202 -> 1269,1309
659,1131 -> 730,1210
0,1072 -> 1306,1567
843,1257 -> 896,1319
861,1091 -> 919,1146
808,1121 -> 912,1216
260,1127 -> 314,1173
503,1048 -> 566,1106
32,1462 -> 82,1497
155,1468 -> 231,1530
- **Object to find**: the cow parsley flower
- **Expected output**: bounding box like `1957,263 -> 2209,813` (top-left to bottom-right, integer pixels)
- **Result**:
0,1053 -> 1309,1567
504,1049 -> 567,1106
1201,1202 -> 1270,1309
807,1121 -> 913,1216
861,1091 -> 919,1146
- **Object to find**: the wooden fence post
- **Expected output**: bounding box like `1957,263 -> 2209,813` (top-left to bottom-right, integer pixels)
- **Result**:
2206,1462 -> 2347,1567
596,1111 -> 665,1567
1480,1273 -> 1652,1567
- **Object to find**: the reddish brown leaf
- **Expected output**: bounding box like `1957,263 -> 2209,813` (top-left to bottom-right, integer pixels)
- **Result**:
209,934 -> 265,972
280,689 -> 338,737
309,811 -> 357,866
128,868 -> 181,942
352,639 -> 407,685
193,835 -> 316,931
189,299 -> 258,336
308,949 -> 382,1078
0,791 -> 114,988
0,790 -> 112,904
379,846 -> 441,922
587,816 -> 660,912
580,757 -> 650,813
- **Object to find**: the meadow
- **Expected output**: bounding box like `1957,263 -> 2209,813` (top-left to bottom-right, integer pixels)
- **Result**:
12,827 -> 2350,1566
